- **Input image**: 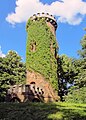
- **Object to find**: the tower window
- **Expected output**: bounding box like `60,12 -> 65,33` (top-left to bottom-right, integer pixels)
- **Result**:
30,42 -> 36,52
30,82 -> 35,84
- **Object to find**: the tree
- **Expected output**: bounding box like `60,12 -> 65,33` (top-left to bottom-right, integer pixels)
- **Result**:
65,31 -> 86,103
78,34 -> 86,58
75,33 -> 86,88
57,54 -> 77,101
0,50 -> 26,101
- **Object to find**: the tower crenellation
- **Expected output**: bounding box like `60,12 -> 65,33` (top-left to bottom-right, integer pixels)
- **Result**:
29,13 -> 57,31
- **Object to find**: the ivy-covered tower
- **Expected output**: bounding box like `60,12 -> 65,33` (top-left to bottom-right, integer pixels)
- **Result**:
26,13 -> 59,102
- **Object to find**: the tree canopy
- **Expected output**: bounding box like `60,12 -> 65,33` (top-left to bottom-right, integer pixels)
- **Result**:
65,31 -> 86,103
57,54 -> 77,101
0,50 -> 26,101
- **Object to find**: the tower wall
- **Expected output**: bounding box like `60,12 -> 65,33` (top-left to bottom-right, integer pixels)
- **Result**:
26,13 -> 59,102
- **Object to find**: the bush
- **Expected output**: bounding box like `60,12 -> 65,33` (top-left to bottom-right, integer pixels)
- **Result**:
65,87 -> 86,103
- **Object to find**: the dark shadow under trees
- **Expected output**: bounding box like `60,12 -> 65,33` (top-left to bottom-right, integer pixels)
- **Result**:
0,102 -> 86,120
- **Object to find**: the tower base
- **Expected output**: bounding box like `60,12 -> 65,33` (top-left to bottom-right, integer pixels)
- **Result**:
26,70 -> 60,102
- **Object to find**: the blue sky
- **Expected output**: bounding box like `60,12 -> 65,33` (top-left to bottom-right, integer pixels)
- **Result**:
0,0 -> 86,61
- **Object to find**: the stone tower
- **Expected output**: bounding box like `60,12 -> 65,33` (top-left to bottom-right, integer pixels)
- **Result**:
26,13 -> 59,102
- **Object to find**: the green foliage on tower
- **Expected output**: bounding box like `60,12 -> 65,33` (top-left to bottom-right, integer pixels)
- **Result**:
26,18 -> 58,91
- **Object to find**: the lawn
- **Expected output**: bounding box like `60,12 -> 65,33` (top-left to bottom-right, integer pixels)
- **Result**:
0,102 -> 86,120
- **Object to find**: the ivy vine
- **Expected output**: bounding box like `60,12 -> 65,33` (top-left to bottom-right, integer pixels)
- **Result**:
26,18 -> 58,91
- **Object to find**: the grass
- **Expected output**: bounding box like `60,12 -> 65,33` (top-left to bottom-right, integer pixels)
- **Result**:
0,102 -> 86,120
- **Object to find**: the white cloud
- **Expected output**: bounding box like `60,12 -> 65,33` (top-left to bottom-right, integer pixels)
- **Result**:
0,46 -> 5,58
6,0 -> 86,25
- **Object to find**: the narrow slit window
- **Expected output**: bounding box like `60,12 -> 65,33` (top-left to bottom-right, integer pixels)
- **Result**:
30,42 -> 36,52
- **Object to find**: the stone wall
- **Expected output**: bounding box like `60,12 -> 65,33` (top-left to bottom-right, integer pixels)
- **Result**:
26,71 -> 59,102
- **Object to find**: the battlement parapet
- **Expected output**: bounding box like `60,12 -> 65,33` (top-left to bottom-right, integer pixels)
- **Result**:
30,13 -> 57,30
